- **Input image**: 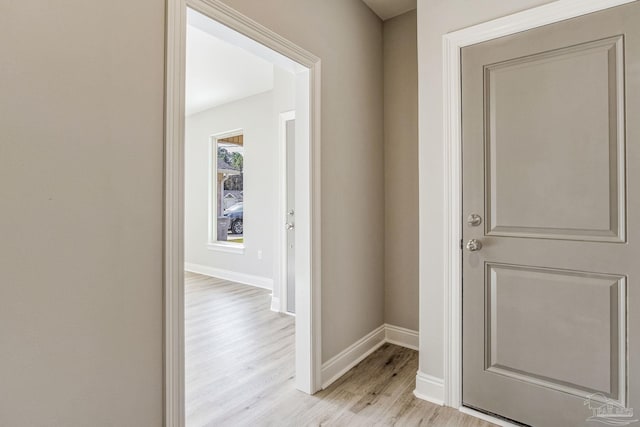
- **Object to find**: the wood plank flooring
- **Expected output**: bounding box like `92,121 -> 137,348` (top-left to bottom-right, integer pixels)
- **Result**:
185,272 -> 496,427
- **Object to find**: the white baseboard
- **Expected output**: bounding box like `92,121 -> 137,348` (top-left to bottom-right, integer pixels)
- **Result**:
414,371 -> 445,406
185,262 -> 273,291
384,324 -> 419,350
270,296 -> 280,312
320,324 -> 419,390
321,325 -> 386,389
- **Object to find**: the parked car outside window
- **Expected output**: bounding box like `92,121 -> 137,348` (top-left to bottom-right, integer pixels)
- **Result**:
223,202 -> 243,235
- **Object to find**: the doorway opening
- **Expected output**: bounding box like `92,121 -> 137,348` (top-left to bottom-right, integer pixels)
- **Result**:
164,0 -> 322,423
184,3 -> 306,415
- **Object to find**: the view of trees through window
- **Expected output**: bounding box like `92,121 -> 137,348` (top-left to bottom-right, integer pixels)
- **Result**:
215,133 -> 244,244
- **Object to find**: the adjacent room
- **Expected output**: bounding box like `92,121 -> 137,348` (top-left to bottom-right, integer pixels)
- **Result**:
183,8 -> 303,425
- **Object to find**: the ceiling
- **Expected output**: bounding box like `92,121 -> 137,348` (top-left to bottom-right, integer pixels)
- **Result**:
185,1 -> 417,116
362,0 -> 416,20
185,25 -> 274,116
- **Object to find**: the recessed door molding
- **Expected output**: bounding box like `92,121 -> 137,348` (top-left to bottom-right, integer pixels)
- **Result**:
434,0 -> 638,419
164,1 -> 323,425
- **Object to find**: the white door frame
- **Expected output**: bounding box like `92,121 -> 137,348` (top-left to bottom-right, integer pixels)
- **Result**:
164,0 -> 322,425
277,110 -> 296,314
441,0 -> 637,413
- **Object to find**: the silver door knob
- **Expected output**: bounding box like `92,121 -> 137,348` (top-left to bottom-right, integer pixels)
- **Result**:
466,239 -> 482,252
285,223 -> 295,230
467,214 -> 482,227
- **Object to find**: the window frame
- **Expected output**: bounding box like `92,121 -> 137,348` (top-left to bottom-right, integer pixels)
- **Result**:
208,129 -> 245,253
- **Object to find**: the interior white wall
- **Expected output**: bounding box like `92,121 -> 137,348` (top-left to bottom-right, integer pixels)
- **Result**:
185,92 -> 274,282
185,68 -> 296,288
416,0 -> 555,386
273,67 -> 296,130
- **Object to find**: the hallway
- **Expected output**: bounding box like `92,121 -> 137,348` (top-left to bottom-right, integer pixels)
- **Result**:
185,272 -> 494,426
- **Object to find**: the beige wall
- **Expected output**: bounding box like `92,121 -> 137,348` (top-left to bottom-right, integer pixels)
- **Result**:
417,0 -> 556,381
383,10 -> 419,331
1,2 -> 384,423
219,0 -> 386,361
0,1 -> 165,425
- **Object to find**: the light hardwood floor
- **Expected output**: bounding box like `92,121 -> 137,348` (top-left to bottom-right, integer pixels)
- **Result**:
185,272 -> 496,427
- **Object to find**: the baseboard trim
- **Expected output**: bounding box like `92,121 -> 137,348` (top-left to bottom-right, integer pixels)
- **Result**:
414,371 -> 445,406
319,324 -> 419,390
384,324 -> 419,350
185,262 -> 273,290
270,296 -> 280,312
321,325 -> 386,389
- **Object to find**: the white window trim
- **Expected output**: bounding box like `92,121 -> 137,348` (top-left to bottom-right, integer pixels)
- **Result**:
206,241 -> 244,254
208,129 -> 244,250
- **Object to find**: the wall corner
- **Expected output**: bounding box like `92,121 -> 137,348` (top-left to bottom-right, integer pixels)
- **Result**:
414,370 -> 445,406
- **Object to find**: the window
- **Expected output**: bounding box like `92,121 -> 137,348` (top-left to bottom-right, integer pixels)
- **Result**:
210,131 -> 244,248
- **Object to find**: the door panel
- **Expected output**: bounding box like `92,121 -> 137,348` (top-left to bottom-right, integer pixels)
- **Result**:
486,264 -> 624,398
484,36 -> 625,242
286,119 -> 296,314
462,3 -> 640,426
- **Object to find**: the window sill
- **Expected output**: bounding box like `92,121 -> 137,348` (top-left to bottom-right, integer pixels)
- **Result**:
207,242 -> 245,254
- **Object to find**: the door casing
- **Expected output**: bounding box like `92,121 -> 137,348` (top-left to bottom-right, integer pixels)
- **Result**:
164,0 -> 323,425
439,0 -> 638,416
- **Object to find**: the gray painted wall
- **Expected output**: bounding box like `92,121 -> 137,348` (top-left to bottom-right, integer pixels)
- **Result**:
383,10 -> 419,331
0,0 -> 384,423
0,1 -> 165,425
417,0 -> 556,380
219,0 -> 386,361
